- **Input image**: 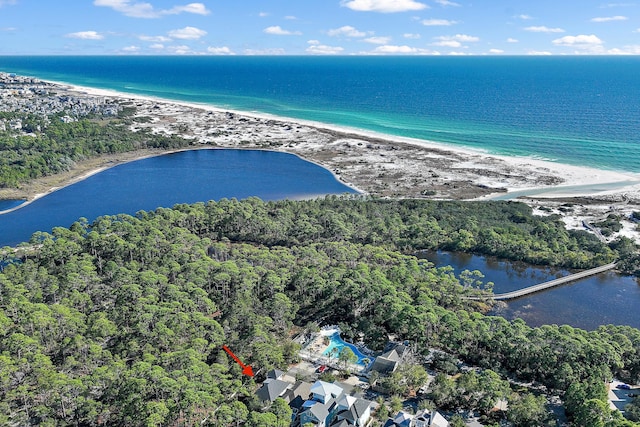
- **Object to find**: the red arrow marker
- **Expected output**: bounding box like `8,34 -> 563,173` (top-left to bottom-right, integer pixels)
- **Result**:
222,345 -> 254,377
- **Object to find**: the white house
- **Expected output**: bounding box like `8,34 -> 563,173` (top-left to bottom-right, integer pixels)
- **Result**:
311,380 -> 344,404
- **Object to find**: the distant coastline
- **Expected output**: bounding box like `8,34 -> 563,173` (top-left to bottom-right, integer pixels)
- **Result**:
3,56 -> 639,172
3,73 -> 640,245
64,79 -> 640,197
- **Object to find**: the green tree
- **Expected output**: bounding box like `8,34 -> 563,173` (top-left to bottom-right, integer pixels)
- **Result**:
375,396 -> 389,421
271,398 -> 292,427
507,393 -> 551,427
449,414 -> 466,427
338,347 -> 358,371
390,395 -> 403,413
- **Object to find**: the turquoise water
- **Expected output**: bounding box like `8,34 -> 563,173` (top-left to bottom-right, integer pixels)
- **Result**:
322,332 -> 370,366
1,56 -> 639,172
0,149 -> 356,247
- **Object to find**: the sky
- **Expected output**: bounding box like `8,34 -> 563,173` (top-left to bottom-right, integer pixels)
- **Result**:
1,0 -> 639,55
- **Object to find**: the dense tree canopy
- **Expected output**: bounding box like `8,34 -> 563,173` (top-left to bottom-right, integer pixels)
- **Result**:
0,110 -> 190,188
0,197 -> 639,425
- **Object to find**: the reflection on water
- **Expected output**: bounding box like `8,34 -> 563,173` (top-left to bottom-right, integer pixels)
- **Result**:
420,251 -> 640,330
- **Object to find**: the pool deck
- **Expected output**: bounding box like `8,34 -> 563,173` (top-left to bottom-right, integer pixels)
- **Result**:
300,326 -> 374,374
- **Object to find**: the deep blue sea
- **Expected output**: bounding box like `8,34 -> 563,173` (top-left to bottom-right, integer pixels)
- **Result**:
1,56 -> 639,172
0,149 -> 356,247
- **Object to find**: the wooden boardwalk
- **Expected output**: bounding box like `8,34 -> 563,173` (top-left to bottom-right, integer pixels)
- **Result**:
465,262 -> 617,301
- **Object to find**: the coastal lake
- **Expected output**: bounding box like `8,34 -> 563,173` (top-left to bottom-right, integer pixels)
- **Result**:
0,149 -> 357,247
421,251 -> 640,330
2,148 -> 639,331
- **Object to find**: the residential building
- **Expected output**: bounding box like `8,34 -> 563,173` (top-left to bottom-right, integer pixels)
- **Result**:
383,409 -> 449,427
369,342 -> 409,374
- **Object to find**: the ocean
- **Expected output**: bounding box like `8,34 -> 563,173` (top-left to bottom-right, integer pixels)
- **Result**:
1,56 -> 639,172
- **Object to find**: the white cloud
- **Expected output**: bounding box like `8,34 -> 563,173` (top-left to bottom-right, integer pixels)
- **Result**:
600,2 -> 634,7
263,26 -> 302,36
373,45 -> 431,54
94,1 -> 210,18
552,34 -> 604,52
489,48 -> 504,53
527,50 -> 552,55
404,33 -> 421,39
435,34 -> 479,42
327,26 -> 367,37
121,45 -> 140,52
207,46 -> 235,55
364,36 -> 392,44
432,34 -> 478,48
65,31 -> 104,40
149,43 -> 164,49
422,19 -> 458,26
167,45 -> 192,54
259,12 -> 270,17
306,41 -> 345,54
507,38 -> 519,43
167,26 -> 207,40
139,35 -> 172,42
244,48 -> 286,55
341,0 -> 428,13
1,26 -> 17,31
167,3 -> 209,15
607,45 -> 640,54
590,15 -> 628,22
285,15 -> 297,20
524,26 -> 565,33
635,28 -> 640,33
432,40 -> 461,47
517,14 -> 533,20
434,0 -> 460,6
447,51 -> 469,55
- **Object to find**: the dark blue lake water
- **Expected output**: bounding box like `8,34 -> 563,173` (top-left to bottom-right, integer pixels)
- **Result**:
422,251 -> 640,330
0,149 -> 356,247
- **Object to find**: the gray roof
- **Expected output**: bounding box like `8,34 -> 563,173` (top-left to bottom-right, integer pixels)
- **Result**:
352,398 -> 372,417
381,349 -> 402,362
256,379 -> 290,402
392,411 -> 414,427
335,396 -> 372,425
370,356 -> 398,374
414,409 -> 450,427
291,381 -> 312,400
266,369 -> 285,380
282,381 -> 312,405
307,399 -> 332,423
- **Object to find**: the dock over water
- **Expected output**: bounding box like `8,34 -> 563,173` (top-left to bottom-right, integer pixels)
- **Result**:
465,262 -> 618,301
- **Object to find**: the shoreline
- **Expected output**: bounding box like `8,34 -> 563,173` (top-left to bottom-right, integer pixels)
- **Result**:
0,146 -> 365,216
4,76 -> 640,244
62,80 -> 640,196
0,148 -> 183,215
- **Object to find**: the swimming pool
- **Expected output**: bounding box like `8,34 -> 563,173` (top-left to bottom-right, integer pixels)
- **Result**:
322,332 -> 370,366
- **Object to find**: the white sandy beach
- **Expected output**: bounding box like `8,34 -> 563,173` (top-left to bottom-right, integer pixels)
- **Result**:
66,81 -> 640,197
5,79 -> 640,244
